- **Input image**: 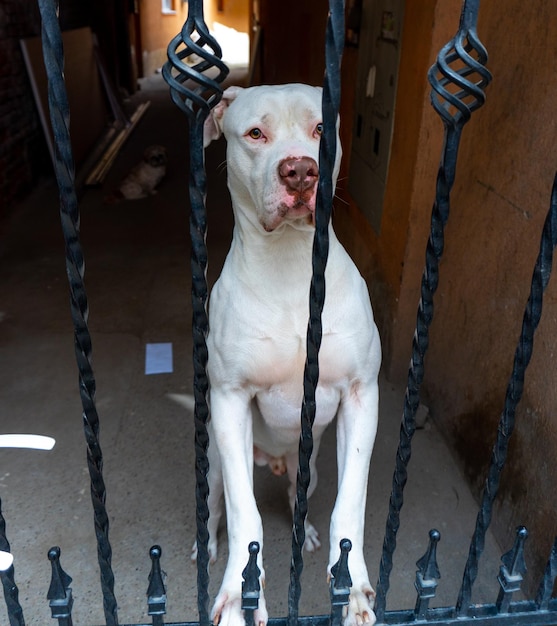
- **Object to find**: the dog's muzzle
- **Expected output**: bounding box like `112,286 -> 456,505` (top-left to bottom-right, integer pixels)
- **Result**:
278,157 -> 319,196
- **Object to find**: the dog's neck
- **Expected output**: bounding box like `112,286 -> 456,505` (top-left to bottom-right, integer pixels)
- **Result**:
228,196 -> 341,297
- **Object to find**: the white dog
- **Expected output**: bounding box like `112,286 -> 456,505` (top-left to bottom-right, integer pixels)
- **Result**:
201,84 -> 381,626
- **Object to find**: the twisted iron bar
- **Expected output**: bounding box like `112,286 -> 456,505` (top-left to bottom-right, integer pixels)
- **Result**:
374,1 -> 491,620
163,2 -> 228,624
455,177 -> 557,616
0,499 -> 24,626
36,1 -> 118,624
287,2 -> 345,624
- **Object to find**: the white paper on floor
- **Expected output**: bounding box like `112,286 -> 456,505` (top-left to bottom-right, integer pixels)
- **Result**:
145,342 -> 173,375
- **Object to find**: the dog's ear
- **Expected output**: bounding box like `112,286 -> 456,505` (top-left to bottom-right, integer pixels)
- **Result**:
203,86 -> 243,148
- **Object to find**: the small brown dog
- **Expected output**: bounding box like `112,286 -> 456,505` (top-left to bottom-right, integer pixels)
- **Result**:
104,145 -> 167,203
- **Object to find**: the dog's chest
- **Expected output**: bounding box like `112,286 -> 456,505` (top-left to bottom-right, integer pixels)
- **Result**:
255,377 -> 341,431
208,259 -> 365,390
208,235 -> 373,442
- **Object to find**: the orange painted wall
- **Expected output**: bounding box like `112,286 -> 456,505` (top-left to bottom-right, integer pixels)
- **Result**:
138,0 -> 248,77
204,0 -> 249,32
139,0 -> 189,76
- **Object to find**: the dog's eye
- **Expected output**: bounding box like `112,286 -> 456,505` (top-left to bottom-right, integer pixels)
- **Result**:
248,128 -> 263,140
315,123 -> 323,136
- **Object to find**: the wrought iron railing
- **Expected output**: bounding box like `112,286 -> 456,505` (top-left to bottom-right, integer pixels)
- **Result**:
374,0 -> 492,618
162,10 -> 228,625
1,1 -> 557,626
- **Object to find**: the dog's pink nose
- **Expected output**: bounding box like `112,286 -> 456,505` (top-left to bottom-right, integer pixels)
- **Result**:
278,157 -> 319,192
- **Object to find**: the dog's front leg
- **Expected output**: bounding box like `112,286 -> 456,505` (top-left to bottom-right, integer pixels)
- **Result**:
330,379 -> 379,626
210,388 -> 268,626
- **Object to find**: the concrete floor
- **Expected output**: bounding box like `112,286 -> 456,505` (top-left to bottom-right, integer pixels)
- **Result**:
0,73 -> 504,625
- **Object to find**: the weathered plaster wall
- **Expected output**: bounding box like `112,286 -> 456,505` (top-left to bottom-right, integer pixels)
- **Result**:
337,0 -> 557,592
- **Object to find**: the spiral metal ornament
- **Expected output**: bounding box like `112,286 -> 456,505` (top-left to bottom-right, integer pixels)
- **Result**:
37,1 -> 118,624
428,0 -> 492,129
287,2 -> 345,625
374,1 -> 490,620
163,3 -> 229,624
162,0 -> 229,124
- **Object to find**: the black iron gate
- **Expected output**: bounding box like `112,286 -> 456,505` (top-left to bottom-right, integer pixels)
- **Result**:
1,0 -> 557,625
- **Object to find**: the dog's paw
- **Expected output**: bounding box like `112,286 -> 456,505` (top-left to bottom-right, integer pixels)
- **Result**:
344,584 -> 376,626
304,520 -> 321,552
191,539 -> 218,564
211,589 -> 268,626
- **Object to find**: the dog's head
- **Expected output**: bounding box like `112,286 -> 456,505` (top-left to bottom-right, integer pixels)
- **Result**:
203,84 -> 341,233
143,145 -> 168,168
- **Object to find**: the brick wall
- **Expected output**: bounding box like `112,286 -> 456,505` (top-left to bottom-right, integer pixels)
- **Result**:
0,1 -> 46,214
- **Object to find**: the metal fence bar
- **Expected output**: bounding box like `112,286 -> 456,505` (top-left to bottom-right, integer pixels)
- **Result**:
147,546 -> 167,625
456,172 -> 557,615
47,547 -> 74,626
495,527 -> 528,614
287,2 -> 345,624
373,1 -> 491,620
0,498 -> 24,626
414,530 -> 441,620
35,1 -> 118,624
162,4 -> 229,624
329,540 -> 353,626
241,542 -> 261,626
